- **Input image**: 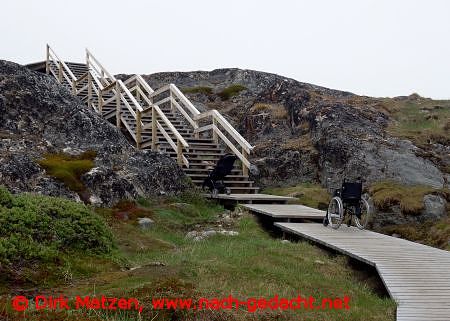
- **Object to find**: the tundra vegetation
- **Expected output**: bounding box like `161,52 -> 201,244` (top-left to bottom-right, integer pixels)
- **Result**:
0,187 -> 395,321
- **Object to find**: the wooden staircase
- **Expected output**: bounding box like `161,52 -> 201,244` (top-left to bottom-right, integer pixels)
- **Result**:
44,46 -> 259,195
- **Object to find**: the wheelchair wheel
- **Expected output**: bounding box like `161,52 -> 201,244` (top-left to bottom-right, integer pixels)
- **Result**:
354,198 -> 371,230
327,196 -> 344,229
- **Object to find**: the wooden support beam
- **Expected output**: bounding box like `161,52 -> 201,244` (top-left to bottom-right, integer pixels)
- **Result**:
169,89 -> 174,113
116,82 -> 121,128
99,90 -> 103,114
177,139 -> 182,165
242,148 -> 249,176
151,107 -> 157,151
45,44 -> 50,75
136,110 -> 142,149
58,61 -> 63,83
212,118 -> 218,143
87,73 -> 92,109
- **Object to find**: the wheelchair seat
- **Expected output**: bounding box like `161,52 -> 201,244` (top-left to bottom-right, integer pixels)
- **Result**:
341,182 -> 362,204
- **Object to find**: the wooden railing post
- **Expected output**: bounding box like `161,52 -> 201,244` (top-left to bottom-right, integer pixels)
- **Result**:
212,118 -> 218,143
151,106 -> 157,151
136,81 -> 141,103
99,89 -> 103,113
169,89 -> 174,112
87,73 -> 92,109
72,80 -> 76,94
194,122 -> 199,139
242,148 -> 249,176
58,61 -> 63,83
45,45 -> 50,75
177,139 -> 182,165
116,83 -> 121,128
136,110 -> 142,149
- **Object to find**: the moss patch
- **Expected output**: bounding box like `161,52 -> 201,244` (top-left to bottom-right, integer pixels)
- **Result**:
218,84 -> 246,100
369,181 -> 449,215
37,151 -> 96,193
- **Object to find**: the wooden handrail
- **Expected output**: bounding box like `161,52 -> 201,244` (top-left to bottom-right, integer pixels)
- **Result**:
118,80 -> 143,112
193,109 -> 253,175
153,104 -> 189,148
195,110 -> 254,153
47,45 -> 77,81
86,49 -> 116,81
169,84 -> 200,116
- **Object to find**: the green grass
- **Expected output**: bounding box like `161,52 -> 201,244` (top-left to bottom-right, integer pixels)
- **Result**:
383,97 -> 450,148
369,181 -> 449,215
182,86 -> 213,95
263,183 -> 330,210
218,84 -> 247,100
37,151 -> 96,193
0,191 -> 395,320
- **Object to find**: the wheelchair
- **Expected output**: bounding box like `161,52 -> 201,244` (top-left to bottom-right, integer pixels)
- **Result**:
323,179 -> 371,230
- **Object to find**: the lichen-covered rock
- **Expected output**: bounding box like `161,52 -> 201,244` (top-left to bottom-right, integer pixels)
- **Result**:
422,194 -> 447,221
0,60 -> 189,205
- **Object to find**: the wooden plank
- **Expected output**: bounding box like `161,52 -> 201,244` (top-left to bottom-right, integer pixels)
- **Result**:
243,204 -> 325,219
274,222 -> 450,321
207,194 -> 295,201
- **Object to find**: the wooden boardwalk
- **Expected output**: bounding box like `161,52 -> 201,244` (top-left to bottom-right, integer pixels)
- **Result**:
206,193 -> 294,204
243,204 -> 325,220
275,223 -> 450,321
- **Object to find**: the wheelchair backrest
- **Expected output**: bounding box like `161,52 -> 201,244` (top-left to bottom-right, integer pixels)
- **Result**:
341,182 -> 362,202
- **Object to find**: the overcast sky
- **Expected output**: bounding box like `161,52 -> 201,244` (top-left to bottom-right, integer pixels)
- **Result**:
1,0 -> 449,98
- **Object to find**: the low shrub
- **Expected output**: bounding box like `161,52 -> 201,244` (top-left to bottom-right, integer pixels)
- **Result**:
218,84 -> 246,100
0,186 -> 114,266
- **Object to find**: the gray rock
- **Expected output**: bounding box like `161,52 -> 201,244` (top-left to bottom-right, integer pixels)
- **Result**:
185,231 -> 198,239
422,194 -> 447,221
202,230 -> 217,237
137,217 -> 154,229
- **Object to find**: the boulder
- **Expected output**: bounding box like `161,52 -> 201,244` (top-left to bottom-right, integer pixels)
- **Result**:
137,217 -> 154,229
422,194 -> 447,221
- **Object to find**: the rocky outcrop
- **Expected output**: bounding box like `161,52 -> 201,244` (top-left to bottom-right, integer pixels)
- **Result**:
371,194 -> 448,229
135,68 -> 447,190
0,60 -> 189,205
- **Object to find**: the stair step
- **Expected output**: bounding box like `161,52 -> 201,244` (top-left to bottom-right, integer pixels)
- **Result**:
167,152 -> 225,157
191,180 -> 254,185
